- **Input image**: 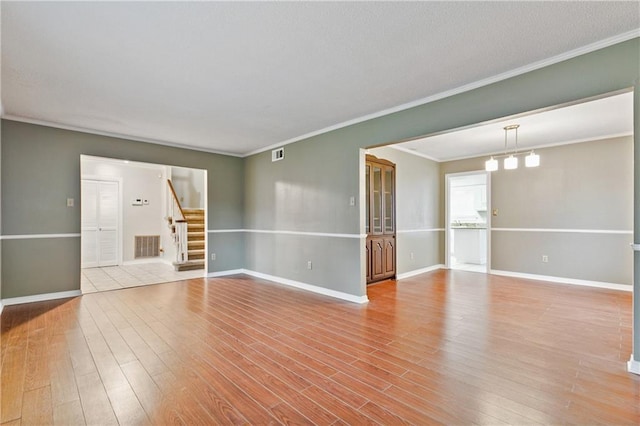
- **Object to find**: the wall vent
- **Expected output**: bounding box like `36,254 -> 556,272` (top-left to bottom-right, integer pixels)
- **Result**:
134,235 -> 160,258
272,147 -> 284,162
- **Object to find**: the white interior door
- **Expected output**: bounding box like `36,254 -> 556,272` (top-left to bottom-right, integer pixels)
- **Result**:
82,179 -> 119,268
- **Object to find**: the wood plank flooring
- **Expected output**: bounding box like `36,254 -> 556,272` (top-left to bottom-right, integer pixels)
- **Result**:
1,270 -> 639,425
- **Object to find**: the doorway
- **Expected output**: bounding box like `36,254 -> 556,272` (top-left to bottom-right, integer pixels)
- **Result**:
446,171 -> 490,273
80,155 -> 207,293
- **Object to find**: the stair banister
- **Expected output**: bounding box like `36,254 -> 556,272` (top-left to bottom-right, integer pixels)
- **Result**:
166,179 -> 188,264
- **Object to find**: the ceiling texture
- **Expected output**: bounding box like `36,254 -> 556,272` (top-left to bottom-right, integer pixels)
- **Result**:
1,2 -> 639,157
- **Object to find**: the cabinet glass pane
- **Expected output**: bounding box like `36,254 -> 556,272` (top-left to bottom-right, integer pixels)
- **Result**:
372,166 -> 382,233
365,165 -> 370,233
384,168 -> 394,233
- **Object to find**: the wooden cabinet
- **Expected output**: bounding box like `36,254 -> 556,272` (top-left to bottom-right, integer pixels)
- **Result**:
366,155 -> 396,284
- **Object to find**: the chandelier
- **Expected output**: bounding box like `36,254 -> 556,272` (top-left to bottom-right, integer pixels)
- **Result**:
485,124 -> 540,171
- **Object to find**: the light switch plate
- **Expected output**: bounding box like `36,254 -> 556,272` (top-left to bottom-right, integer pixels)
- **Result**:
66,198 -> 74,207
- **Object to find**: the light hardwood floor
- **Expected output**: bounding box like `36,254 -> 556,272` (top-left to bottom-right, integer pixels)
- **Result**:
1,270 -> 639,424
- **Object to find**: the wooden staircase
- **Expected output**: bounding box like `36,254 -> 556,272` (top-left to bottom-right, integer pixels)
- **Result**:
174,208 -> 205,271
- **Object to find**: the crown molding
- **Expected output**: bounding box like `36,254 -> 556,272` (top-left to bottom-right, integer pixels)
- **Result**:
1,114 -> 244,158
3,31 -> 637,159
244,30 -> 640,158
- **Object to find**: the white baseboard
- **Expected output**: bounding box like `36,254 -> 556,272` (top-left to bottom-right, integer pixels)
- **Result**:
0,301 -> 4,316
490,270 -> 632,292
208,269 -> 368,304
2,290 -> 83,307
207,269 -> 245,278
628,355 -> 640,375
396,264 -> 444,280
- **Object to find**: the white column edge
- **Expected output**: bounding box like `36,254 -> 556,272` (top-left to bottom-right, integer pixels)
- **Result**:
628,355 -> 640,375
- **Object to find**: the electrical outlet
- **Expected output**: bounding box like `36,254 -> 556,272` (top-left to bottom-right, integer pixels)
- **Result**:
349,196 -> 355,206
542,255 -> 548,263
307,261 -> 312,270
211,253 -> 216,261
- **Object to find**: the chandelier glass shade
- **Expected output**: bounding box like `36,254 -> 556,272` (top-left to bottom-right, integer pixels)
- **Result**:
485,124 -> 540,171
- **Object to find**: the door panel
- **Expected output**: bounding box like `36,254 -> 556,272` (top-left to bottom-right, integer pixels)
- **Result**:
384,238 -> 395,278
371,238 -> 385,281
81,179 -> 119,268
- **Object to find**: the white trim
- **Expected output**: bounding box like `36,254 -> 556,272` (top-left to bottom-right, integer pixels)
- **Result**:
207,229 -> 366,239
2,115 -> 243,158
397,228 -> 445,234
628,356 -> 640,375
396,264 -> 444,280
0,301 -> 4,316
244,30 -> 640,158
2,290 -> 83,306
631,244 -> 640,251
207,269 -> 245,278
387,145 -> 439,162
492,228 -> 632,235
490,269 -> 632,292
0,233 -> 81,240
207,269 -> 368,304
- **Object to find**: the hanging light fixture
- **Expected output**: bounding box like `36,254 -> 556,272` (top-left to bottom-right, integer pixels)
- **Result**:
485,124 -> 540,171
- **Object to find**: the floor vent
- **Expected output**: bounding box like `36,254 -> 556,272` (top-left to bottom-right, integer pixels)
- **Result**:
135,235 -> 160,258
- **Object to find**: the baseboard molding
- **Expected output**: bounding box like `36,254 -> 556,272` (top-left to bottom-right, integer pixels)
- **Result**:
208,269 -> 368,304
2,290 -> 83,307
490,270 -> 632,292
0,301 -> 4,316
628,356 -> 640,375
396,264 -> 445,280
207,269 -> 245,278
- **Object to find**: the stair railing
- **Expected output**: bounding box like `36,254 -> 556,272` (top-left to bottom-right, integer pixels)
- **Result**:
167,179 -> 188,264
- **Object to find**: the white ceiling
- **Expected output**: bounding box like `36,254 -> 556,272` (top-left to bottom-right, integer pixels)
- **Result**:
1,2 -> 639,156
393,91 -> 634,162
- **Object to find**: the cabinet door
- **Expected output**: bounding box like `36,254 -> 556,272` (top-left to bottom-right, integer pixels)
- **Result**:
383,237 -> 395,278
371,165 -> 383,234
371,238 -> 385,281
383,166 -> 395,234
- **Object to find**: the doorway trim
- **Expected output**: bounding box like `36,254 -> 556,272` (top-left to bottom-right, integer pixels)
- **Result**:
445,170 -> 491,272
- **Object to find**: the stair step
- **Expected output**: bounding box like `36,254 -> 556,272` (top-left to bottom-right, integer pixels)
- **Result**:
173,260 -> 205,272
188,223 -> 205,231
188,232 -> 205,240
185,217 -> 205,224
188,241 -> 205,250
188,249 -> 205,258
183,209 -> 205,215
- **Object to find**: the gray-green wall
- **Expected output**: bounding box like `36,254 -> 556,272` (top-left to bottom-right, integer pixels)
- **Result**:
1,120 -> 244,298
441,136 -> 633,285
243,136 -> 363,296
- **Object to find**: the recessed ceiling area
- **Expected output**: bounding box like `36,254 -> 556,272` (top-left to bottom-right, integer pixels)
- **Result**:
390,91 -> 634,162
1,2 -> 639,156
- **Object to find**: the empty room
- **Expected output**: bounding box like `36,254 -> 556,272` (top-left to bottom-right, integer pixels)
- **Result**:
1,2 -> 639,424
